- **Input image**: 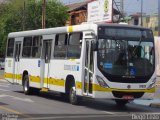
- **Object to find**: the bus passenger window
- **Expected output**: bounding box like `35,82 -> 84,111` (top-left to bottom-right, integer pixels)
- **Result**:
67,32 -> 82,59
32,36 -> 42,58
54,34 -> 68,59
22,37 -> 32,57
7,38 -> 15,57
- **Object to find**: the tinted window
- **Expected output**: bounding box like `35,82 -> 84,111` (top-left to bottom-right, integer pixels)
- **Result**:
54,34 -> 68,59
22,36 -> 42,58
22,37 -> 32,57
32,36 -> 42,58
67,32 -> 82,59
7,38 -> 15,57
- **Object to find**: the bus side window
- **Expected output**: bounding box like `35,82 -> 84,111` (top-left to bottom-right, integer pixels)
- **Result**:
67,32 -> 82,59
22,37 -> 32,58
32,36 -> 42,58
54,34 -> 68,59
7,38 -> 15,57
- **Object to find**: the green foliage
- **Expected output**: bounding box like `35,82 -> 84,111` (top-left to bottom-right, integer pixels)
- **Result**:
0,0 -> 69,57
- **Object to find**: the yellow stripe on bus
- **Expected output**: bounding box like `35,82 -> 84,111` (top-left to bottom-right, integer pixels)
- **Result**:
30,76 -> 41,83
43,78 -> 65,87
68,26 -> 73,33
92,84 -> 155,93
5,73 -> 155,93
5,73 -> 22,80
4,73 -> 13,79
76,81 -> 82,89
49,78 -> 65,86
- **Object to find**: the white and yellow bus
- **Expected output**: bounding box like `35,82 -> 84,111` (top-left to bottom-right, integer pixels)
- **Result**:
5,23 -> 156,105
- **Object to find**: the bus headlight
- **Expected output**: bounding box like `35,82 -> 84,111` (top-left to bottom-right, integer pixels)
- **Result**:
147,77 -> 156,89
96,75 -> 109,88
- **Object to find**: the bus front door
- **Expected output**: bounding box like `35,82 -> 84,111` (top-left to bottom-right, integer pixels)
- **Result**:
14,41 -> 22,84
41,40 -> 52,88
83,40 -> 94,96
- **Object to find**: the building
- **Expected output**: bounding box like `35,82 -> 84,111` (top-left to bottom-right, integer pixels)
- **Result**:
66,1 -> 88,25
127,13 -> 158,36
66,0 -> 120,25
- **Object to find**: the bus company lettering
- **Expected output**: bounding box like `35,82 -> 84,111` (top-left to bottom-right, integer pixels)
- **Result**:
64,65 -> 79,71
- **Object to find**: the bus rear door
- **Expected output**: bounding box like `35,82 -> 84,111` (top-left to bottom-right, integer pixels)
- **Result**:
41,35 -> 54,89
41,40 -> 52,89
13,38 -> 22,84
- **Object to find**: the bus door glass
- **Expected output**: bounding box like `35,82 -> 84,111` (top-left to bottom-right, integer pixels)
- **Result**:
83,39 -> 94,95
14,41 -> 22,83
41,40 -> 52,88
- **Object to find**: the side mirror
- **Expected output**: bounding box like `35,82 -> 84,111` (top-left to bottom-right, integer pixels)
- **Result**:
91,40 -> 98,51
79,39 -> 82,44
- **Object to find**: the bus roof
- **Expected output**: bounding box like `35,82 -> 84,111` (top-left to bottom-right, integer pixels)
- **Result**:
8,23 -> 150,38
8,24 -> 97,38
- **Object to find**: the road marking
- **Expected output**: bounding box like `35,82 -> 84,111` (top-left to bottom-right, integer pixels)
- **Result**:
0,88 -> 10,92
0,84 -> 9,87
101,111 -> 115,115
0,82 -> 10,85
0,106 -> 32,118
0,94 -> 34,103
0,79 -> 8,83
23,114 -> 131,120
0,83 -> 11,86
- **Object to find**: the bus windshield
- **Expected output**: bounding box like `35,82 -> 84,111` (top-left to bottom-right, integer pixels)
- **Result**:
97,27 -> 155,78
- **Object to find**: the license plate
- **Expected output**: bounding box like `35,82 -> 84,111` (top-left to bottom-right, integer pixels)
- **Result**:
122,95 -> 134,100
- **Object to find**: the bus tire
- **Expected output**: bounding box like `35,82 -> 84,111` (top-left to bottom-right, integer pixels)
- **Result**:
69,86 -> 79,105
115,99 -> 128,106
23,74 -> 32,95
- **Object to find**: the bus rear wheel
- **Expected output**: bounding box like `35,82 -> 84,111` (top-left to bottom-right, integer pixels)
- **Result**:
23,74 -> 32,95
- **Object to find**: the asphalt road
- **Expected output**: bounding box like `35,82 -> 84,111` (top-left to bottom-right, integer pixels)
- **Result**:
0,70 -> 4,76
0,79 -> 160,120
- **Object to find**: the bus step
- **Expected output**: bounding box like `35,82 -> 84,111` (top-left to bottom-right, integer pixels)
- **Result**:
41,88 -> 49,92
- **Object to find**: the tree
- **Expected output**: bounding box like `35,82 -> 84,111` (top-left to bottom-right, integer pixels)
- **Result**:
0,0 -> 69,56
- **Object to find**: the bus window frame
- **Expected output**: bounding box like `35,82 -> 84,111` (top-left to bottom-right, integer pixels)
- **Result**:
6,38 -> 15,58
53,33 -> 68,59
67,32 -> 83,59
22,36 -> 42,59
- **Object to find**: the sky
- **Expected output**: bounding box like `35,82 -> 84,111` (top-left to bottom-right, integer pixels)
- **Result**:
61,0 -> 158,15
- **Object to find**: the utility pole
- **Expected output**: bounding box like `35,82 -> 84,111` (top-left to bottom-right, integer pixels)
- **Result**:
42,0 -> 46,29
158,0 -> 160,36
120,0 -> 124,17
22,1 -> 26,31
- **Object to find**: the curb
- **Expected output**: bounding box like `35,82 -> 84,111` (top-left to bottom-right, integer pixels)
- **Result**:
150,103 -> 160,108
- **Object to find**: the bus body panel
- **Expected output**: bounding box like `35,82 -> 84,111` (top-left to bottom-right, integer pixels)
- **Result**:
49,59 -> 82,93
20,59 -> 41,88
5,58 -> 14,83
5,23 -> 156,101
